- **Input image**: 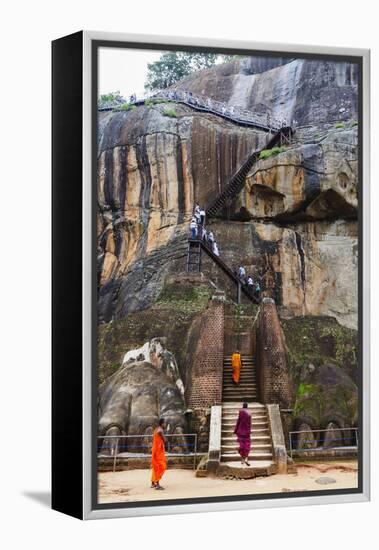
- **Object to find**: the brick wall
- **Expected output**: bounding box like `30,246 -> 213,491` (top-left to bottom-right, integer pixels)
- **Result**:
186,299 -> 224,409
256,298 -> 293,408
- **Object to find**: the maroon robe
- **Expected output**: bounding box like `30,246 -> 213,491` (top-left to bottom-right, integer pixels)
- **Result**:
234,408 -> 251,459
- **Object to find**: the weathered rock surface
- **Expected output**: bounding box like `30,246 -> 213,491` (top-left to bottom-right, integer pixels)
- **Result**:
207,219 -> 357,328
175,57 -> 358,127
98,360 -> 187,448
239,127 -> 358,222
97,56 -> 358,327
97,103 -> 264,321
281,316 -> 358,431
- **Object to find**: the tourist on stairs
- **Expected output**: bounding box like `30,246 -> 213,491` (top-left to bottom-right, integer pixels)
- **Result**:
231,350 -> 242,384
247,276 -> 254,295
189,218 -> 197,239
238,266 -> 246,280
151,418 -> 167,490
234,402 -> 251,466
200,207 -> 206,226
212,241 -> 220,256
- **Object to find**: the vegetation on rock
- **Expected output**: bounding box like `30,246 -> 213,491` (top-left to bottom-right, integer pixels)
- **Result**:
281,316 -> 358,428
162,107 -> 178,118
259,146 -> 287,160
98,281 -> 212,384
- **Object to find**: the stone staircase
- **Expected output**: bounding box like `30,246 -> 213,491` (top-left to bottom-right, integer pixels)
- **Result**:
220,355 -> 276,474
222,355 -> 258,402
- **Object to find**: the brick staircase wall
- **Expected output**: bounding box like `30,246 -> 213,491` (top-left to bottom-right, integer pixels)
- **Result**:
256,297 -> 294,408
186,299 -> 224,409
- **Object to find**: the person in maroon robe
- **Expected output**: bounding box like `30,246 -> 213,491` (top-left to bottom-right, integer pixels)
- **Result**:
234,402 -> 252,466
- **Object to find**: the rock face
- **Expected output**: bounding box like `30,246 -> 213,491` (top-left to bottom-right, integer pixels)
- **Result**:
97,103 -> 264,322
281,316 -> 358,432
175,57 -> 358,126
97,56 -> 358,328
240,128 -> 358,222
207,219 -> 357,329
98,360 -> 187,450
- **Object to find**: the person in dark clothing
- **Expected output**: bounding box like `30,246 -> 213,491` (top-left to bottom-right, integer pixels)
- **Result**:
234,402 -> 251,466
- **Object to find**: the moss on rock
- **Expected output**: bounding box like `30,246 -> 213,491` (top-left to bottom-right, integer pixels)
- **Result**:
97,280 -> 212,384
281,316 -> 358,428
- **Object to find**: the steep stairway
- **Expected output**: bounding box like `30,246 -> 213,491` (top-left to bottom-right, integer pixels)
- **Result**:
187,239 -> 260,304
221,355 -> 275,472
206,126 -> 293,218
222,355 -> 259,402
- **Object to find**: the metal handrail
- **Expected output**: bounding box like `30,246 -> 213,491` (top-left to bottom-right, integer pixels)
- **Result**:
97,433 -> 198,472
289,427 -> 358,459
98,89 -> 288,132
190,238 -> 260,305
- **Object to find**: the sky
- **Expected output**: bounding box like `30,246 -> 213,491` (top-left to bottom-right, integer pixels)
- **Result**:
99,47 -> 165,100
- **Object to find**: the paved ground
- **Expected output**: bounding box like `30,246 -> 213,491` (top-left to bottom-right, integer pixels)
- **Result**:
98,461 -> 358,503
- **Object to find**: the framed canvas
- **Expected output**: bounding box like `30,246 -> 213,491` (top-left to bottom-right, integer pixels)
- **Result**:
52,31 -> 370,520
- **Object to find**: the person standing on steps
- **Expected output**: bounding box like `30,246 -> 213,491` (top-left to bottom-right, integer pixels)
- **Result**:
234,402 -> 251,467
151,418 -> 167,490
231,350 -> 242,384
212,240 -> 220,256
199,207 -> 206,226
189,217 -> 197,239
247,276 -> 254,295
238,266 -> 246,281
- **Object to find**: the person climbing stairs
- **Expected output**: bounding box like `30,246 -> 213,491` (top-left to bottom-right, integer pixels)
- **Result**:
220,355 -> 275,472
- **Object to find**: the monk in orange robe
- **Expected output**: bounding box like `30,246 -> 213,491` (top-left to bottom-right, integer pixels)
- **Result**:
151,418 -> 167,490
232,350 -> 242,384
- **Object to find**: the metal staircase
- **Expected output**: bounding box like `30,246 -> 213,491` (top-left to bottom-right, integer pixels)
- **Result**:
206,126 -> 293,218
187,239 -> 259,304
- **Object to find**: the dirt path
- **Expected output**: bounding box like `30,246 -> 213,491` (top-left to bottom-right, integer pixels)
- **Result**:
98,461 -> 358,503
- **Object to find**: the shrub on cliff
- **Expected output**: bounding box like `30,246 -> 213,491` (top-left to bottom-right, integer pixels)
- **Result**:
259,146 -> 286,160
114,103 -> 137,112
162,108 -> 178,118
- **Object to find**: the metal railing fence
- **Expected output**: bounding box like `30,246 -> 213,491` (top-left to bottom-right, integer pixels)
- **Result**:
99,89 -> 288,132
289,427 -> 358,459
97,433 -> 198,472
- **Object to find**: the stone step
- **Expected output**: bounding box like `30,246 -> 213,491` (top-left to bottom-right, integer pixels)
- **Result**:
221,460 -> 275,470
223,382 -> 257,390
224,362 -> 255,365
223,375 -> 256,380
222,431 -> 270,438
223,386 -> 257,390
221,434 -> 271,445
222,413 -> 265,418
224,354 -> 254,361
223,389 -> 258,394
221,452 -> 273,461
223,397 -> 258,402
222,382 -> 257,390
221,444 -> 272,452
222,402 -> 265,408
223,394 -> 258,398
224,361 -> 255,365
222,416 -> 267,423
222,418 -> 268,429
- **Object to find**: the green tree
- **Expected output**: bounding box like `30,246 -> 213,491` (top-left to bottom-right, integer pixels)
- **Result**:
98,90 -> 125,108
145,52 -> 219,91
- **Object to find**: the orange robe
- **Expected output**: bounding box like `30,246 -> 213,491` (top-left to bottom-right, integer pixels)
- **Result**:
151,427 -> 166,483
232,353 -> 242,383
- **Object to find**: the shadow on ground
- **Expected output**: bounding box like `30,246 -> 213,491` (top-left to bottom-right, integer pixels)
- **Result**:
23,491 -> 51,508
